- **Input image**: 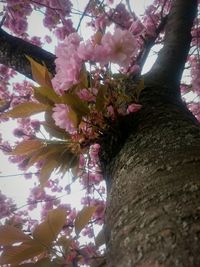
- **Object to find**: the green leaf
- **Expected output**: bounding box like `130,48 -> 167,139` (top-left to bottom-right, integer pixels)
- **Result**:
1,102 -> 49,118
0,225 -> 31,245
26,56 -> 53,88
75,206 -> 97,236
33,208 -> 66,246
11,140 -> 44,156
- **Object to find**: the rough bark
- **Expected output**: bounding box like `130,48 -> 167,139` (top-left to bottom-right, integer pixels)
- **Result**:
105,99 -> 200,267
104,0 -> 200,266
0,28 -> 56,79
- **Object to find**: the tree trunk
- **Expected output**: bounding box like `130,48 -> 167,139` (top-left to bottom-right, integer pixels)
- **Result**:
103,1 -> 200,265
0,0 -> 199,266
105,95 -> 200,267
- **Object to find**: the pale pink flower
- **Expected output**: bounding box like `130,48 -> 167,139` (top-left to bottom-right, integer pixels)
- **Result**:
44,35 -> 52,43
78,41 -> 108,64
106,0 -> 114,4
77,88 -> 96,102
89,144 -> 100,162
130,20 -> 145,35
95,14 -> 107,31
77,41 -> 94,61
107,105 -> 115,118
52,33 -> 82,94
52,104 -> 77,134
127,103 -> 142,114
128,64 -> 141,75
101,28 -> 137,67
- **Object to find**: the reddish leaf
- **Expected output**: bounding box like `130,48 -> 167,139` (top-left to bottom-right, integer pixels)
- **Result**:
0,225 -> 31,245
33,86 -> 60,105
1,102 -> 49,118
39,156 -> 60,187
0,240 -> 44,265
43,111 -> 71,139
27,145 -> 61,168
33,208 -> 66,246
11,140 -> 44,156
26,56 -> 53,88
75,206 -> 97,236
96,85 -> 107,112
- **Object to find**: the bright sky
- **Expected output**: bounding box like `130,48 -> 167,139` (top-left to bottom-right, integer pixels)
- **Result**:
0,0 -> 154,217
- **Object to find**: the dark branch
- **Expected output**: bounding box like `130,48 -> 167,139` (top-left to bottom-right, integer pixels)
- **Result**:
138,15 -> 168,69
146,0 -> 198,89
0,28 -> 56,80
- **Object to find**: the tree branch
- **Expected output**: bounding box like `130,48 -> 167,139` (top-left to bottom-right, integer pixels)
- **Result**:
0,28 -> 56,80
138,15 -> 168,70
146,0 -> 198,89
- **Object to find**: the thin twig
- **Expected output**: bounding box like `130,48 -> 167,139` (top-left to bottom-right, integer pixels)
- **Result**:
76,0 -> 92,32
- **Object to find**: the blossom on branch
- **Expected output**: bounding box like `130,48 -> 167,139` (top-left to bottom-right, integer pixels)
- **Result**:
52,104 -> 77,134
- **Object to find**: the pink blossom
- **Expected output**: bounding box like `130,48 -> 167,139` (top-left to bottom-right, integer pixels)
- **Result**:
128,64 -> 141,75
106,0 -> 114,4
78,29 -> 137,67
107,105 -> 115,118
13,128 -> 25,137
95,15 -> 107,31
44,35 -> 52,43
52,104 -> 77,134
130,20 -> 145,35
54,20 -> 75,40
52,33 -> 83,94
101,28 -> 137,67
127,103 -> 142,114
89,144 -> 100,161
30,120 -> 40,131
109,3 -> 132,29
77,88 -> 96,102
77,41 -> 94,61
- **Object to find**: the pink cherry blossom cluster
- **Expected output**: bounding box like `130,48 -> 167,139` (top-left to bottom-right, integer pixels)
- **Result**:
3,0 -> 31,35
52,29 -> 138,94
2,0 -> 74,40
52,104 -> 77,134
0,190 -> 15,220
